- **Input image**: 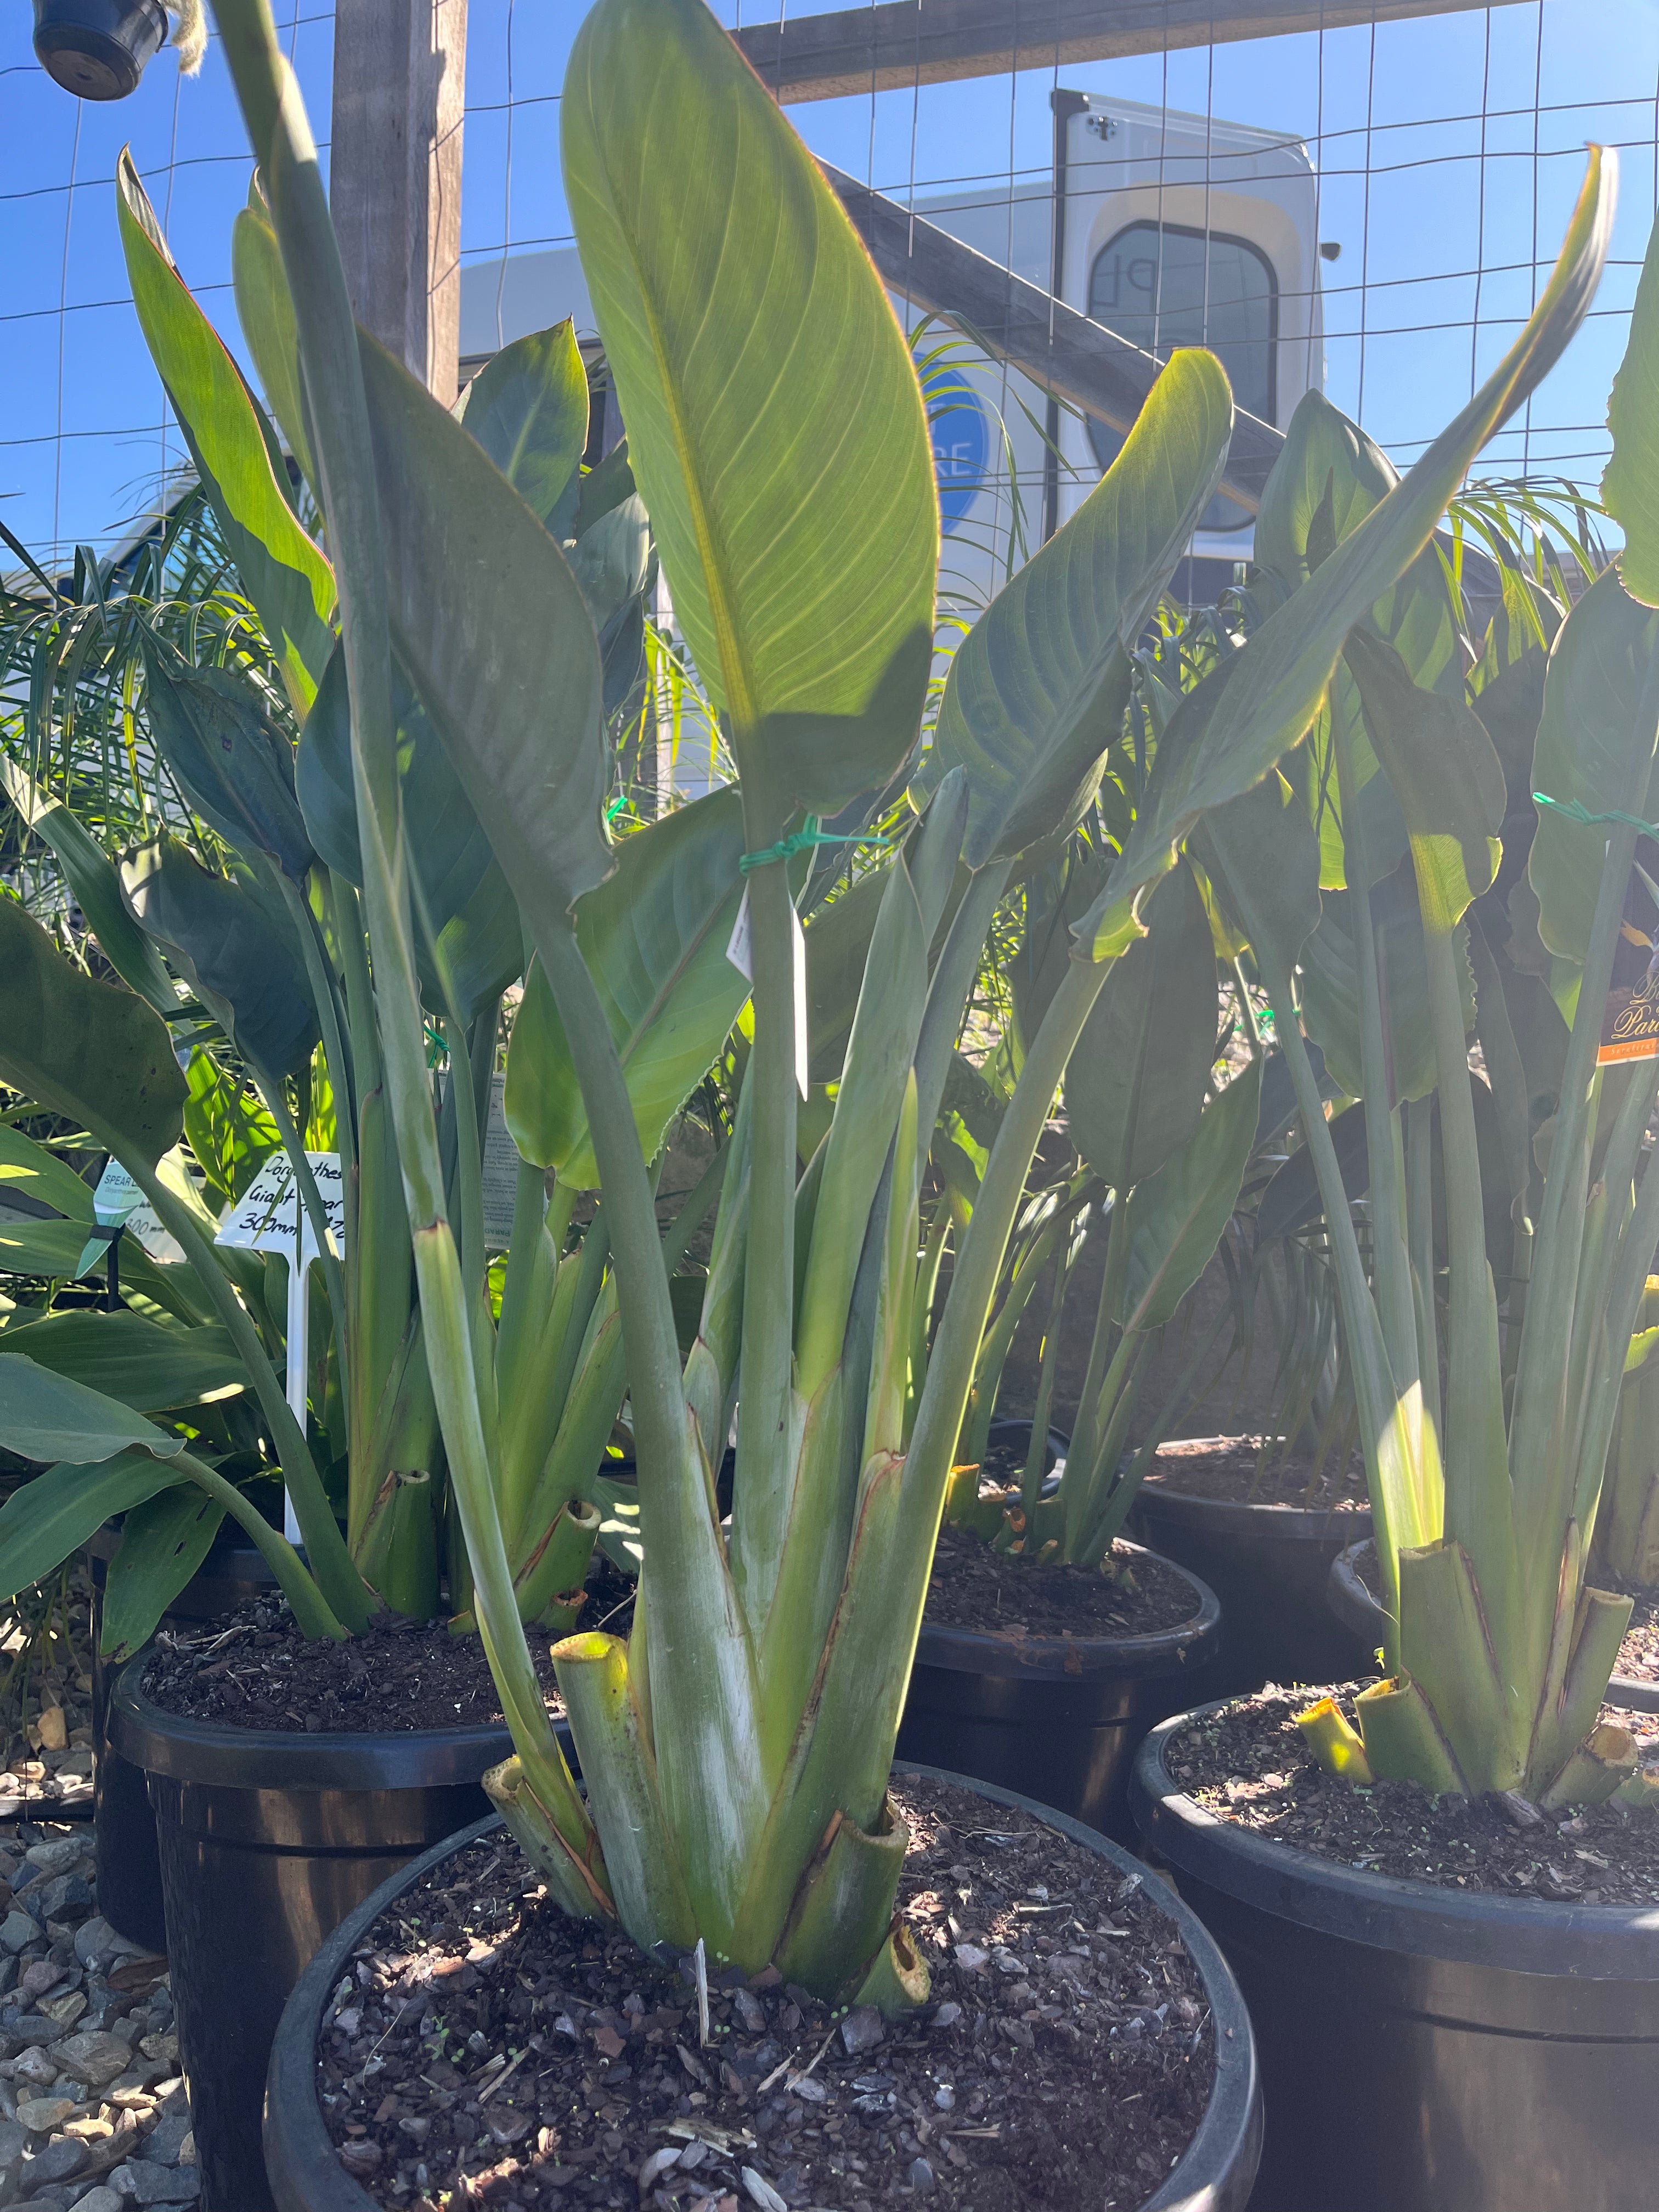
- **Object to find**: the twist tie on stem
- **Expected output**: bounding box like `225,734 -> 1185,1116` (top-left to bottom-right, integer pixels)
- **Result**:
737,813 -> 892,873
1534,791 -> 1659,840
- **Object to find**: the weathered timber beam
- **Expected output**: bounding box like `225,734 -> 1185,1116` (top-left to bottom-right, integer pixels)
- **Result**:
822,163 -> 1281,511
737,0 -> 1527,105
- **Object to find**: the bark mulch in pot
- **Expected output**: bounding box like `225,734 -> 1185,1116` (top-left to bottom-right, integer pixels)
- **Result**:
921,1526 -> 1200,1640
314,1774 -> 1217,2211
1142,1437 -> 1367,1512
1615,1586 -> 1659,1684
1165,1685 -> 1659,1907
138,1551 -> 637,1734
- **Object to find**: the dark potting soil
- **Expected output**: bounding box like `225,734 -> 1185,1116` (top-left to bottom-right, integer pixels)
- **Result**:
1165,1686 -> 1659,1908
1143,1435 -> 1367,1512
139,1550 -> 636,1733
922,1523 -> 1200,1640
1614,1585 -> 1659,1683
315,1774 -> 1217,2212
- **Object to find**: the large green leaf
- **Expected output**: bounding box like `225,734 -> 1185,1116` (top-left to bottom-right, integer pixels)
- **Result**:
927,349 -> 1233,867
0,759 -> 176,1017
1255,1099 -> 1370,1242
0,1218 -> 104,1282
1604,206 -> 1659,609
1529,566 -> 1659,968
233,178 -> 314,491
1300,861 -> 1471,1103
121,836 -> 319,1080
296,644 -> 524,1019
0,1312 -> 244,1412
140,637 -> 315,881
805,867 -> 890,1085
0,1125 -> 94,1224
116,153 -> 334,708
0,1357 -> 184,1466
1120,1059 -> 1263,1333
1079,150 -> 1613,960
100,1486 -> 228,1661
1190,750 -> 1325,987
563,0 -> 937,811
505,787 -> 749,1186
0,900 -> 187,1166
458,320 -> 588,538
1344,628 -> 1505,932
1064,860 -> 1217,1192
0,1450 -> 189,1599
358,332 -> 614,929
1255,389 -> 1394,590
183,1047 -> 283,1210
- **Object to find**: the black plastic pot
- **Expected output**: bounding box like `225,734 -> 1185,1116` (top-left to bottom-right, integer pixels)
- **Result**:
88,1522 -> 281,1952
1329,1536 -> 1659,1716
109,1650 -> 570,2212
1131,1450 -> 1370,1695
895,1538 -> 1220,1842
264,1764 -> 1262,2212
1134,1705 -> 1659,2212
32,0 -> 167,99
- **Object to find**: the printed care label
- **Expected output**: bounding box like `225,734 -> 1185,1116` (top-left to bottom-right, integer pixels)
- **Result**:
89,1159 -> 185,1267
1599,866 -> 1659,1066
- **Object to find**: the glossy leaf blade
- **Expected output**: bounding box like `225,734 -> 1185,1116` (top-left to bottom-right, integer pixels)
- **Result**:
1605,207 -> 1659,608
1064,860 -> 1216,1192
117,152 -> 335,706
0,900 -> 187,1167
563,0 -> 937,809
358,331 -> 614,927
140,637 -> 315,881
1080,149 -> 1615,959
1120,1060 -> 1263,1334
0,1451 -> 189,1599
505,787 -> 748,1186
458,319 -> 589,536
121,836 -> 319,1081
0,1312 -> 244,1413
930,349 -> 1233,868
0,1358 -> 185,1466
100,1486 -> 228,1661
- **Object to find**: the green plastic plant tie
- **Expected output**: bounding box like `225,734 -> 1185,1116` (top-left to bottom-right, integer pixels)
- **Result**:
737,814 -> 892,873
1534,791 -> 1659,840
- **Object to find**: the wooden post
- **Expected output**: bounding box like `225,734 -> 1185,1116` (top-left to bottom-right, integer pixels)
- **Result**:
330,0 -> 469,407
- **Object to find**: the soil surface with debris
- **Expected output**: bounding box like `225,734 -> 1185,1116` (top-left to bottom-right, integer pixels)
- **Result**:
1164,1686 -> 1659,1908
317,1775 -> 1216,2211
1613,1586 -> 1659,1684
1141,1436 -> 1368,1513
921,1526 -> 1201,1640
138,1600 -> 571,1736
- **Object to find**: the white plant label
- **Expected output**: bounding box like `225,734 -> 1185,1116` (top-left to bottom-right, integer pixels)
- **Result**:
481,1074 -> 526,1252
725,889 -> 809,1098
216,1150 -> 345,1542
89,1159 -> 185,1267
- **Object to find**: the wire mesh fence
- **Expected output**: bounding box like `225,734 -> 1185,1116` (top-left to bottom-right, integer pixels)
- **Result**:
1,1 -> 1655,583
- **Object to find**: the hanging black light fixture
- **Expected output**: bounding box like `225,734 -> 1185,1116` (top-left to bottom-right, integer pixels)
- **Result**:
32,0 -> 195,101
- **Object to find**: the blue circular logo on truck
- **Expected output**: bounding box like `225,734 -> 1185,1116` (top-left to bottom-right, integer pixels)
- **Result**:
923,363 -> 989,534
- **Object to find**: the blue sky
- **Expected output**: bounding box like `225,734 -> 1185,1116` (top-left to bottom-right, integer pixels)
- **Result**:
2,0 -> 1657,562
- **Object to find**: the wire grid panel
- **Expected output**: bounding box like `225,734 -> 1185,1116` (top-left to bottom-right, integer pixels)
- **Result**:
1,2 -> 1656,573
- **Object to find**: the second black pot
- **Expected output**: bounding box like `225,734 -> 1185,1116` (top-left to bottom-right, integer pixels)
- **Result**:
1131,1447 -> 1371,1696
109,1649 -> 569,2212
895,1538 -> 1220,1841
88,1520 -> 281,1952
1135,1705 -> 1659,2211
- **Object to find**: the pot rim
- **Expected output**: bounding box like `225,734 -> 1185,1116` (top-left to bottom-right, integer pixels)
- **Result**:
916,1538 -> 1221,1680
1138,1475 -> 1373,1542
1133,1702 -> 1659,1975
263,1763 -> 1261,2212
107,1638 -> 526,1791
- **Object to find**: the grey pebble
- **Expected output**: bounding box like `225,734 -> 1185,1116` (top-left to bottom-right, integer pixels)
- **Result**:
22,2135 -> 91,2185
908,2157 -> 937,2191
137,2115 -> 192,2168
126,2164 -> 200,2205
